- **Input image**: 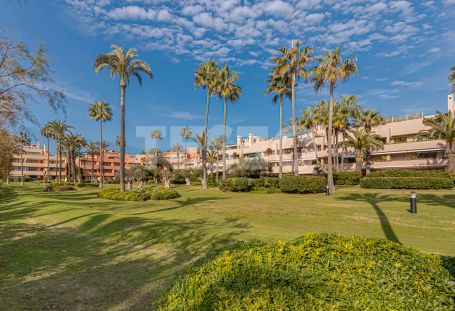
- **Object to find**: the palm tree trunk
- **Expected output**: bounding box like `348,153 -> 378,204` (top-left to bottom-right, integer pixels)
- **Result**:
341,132 -> 346,171
72,151 -> 76,183
355,150 -> 362,174
20,150 -> 24,186
99,119 -> 104,188
223,96 -> 227,180
91,155 -> 95,183
57,141 -> 61,182
291,71 -> 298,176
327,85 -> 335,193
177,151 -> 180,170
279,95 -> 283,179
46,137 -> 50,183
365,146 -> 371,175
119,82 -> 126,192
312,130 -> 319,165
216,157 -> 219,183
202,89 -> 210,189
335,130 -> 339,172
448,143 -> 455,173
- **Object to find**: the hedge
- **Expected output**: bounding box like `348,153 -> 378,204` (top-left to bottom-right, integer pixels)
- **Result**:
158,233 -> 454,310
151,188 -> 181,200
333,171 -> 361,185
279,176 -> 326,193
369,169 -> 451,178
360,177 -> 454,190
97,187 -> 181,201
219,177 -> 254,192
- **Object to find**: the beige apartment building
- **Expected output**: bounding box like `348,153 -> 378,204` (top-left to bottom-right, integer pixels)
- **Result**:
178,95 -> 454,175
9,144 -> 67,181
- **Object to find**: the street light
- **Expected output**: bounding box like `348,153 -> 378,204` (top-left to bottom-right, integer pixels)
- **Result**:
410,191 -> 417,214
326,185 -> 330,196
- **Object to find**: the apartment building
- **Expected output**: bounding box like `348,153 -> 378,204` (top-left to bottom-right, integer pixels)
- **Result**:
9,144 -> 67,181
79,149 -> 139,181
176,95 -> 454,175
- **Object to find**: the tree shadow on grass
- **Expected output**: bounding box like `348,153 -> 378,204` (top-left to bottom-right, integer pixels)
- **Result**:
0,208 -> 251,310
337,193 -> 401,244
132,196 -> 226,215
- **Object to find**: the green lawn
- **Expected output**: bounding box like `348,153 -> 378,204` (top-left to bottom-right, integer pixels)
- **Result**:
1,183 -> 454,310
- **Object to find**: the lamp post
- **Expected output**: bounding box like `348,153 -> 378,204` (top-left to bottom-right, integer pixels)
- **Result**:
410,191 -> 417,214
326,185 -> 330,196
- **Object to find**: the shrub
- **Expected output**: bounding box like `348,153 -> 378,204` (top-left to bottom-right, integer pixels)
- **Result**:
219,177 -> 253,192
172,174 -> 186,184
43,183 -> 77,192
97,188 -> 151,201
333,171 -> 361,185
151,188 -> 181,200
230,158 -> 271,178
76,182 -> 99,188
279,176 -> 326,193
250,186 -> 281,194
23,175 -> 32,182
369,169 -> 451,178
158,234 -> 454,310
360,177 -> 454,189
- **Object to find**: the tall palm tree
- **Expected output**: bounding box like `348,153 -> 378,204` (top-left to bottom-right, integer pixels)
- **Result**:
88,101 -> 112,188
63,133 -> 86,182
47,120 -> 73,182
273,41 -> 313,176
180,126 -> 192,168
211,136 -> 223,182
311,48 -> 358,193
206,148 -> 218,182
192,132 -> 207,182
265,73 -> 291,178
450,66 -> 455,93
94,45 -> 153,192
300,106 -> 319,166
150,129 -> 163,167
343,129 -> 384,174
85,141 -> 99,183
194,60 -> 220,189
338,95 -> 360,170
16,131 -> 30,186
420,111 -> 455,173
170,143 -> 184,171
216,65 -> 241,180
40,123 -> 52,183
356,108 -> 384,174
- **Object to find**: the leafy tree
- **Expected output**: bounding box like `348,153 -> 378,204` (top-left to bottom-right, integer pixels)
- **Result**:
88,101 -> 112,188
420,111 -> 455,173
311,48 -> 358,193
0,38 -> 65,128
343,129 -> 384,174
16,131 -> 30,185
216,65 -> 241,180
231,158 -> 271,178
265,72 -> 291,178
0,128 -> 17,183
194,60 -> 220,189
94,45 -> 153,192
273,41 -> 313,176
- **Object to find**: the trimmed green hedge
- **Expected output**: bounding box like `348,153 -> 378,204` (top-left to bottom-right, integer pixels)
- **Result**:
278,176 -> 326,193
151,188 -> 181,200
360,177 -> 454,189
333,171 -> 361,185
219,177 -> 254,192
76,182 -> 99,188
158,233 -> 454,310
369,169 -> 451,178
97,188 -> 151,201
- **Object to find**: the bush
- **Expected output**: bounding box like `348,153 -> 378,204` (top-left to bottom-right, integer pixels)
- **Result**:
158,234 -> 454,310
279,176 -> 326,193
219,177 -> 253,192
23,175 -> 32,182
369,169 -> 451,178
97,188 -> 151,201
360,177 -> 454,189
230,158 -> 271,178
172,174 -> 186,184
76,182 -> 99,188
151,188 -> 181,200
43,183 -> 77,192
333,171 -> 361,185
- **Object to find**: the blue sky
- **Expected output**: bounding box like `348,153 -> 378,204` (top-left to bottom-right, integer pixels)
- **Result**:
2,0 -> 454,153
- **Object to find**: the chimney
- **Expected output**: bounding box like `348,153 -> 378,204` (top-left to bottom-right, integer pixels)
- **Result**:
448,94 -> 455,115
236,135 -> 242,146
248,133 -> 254,147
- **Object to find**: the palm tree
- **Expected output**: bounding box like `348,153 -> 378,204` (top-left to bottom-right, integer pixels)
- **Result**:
420,111 -> 455,173
170,143 -> 184,171
343,129 -> 384,174
265,73 -> 291,178
211,136 -> 223,182
192,132 -> 207,183
207,148 -> 218,182
150,129 -> 163,167
273,41 -> 313,176
216,65 -> 241,180
40,123 -> 52,183
85,142 -> 99,183
180,126 -> 192,168
311,48 -> 358,193
16,131 -> 30,186
63,133 -> 86,182
300,106 -> 319,166
47,120 -> 73,181
356,108 -> 384,174
194,60 -> 220,189
450,66 -> 455,93
88,101 -> 112,188
94,45 -> 153,192
338,95 -> 360,171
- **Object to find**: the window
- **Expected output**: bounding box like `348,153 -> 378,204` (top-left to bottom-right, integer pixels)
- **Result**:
393,137 -> 407,144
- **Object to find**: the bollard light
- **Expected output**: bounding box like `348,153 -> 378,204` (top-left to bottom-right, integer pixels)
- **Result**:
410,191 -> 417,214
326,185 -> 330,196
